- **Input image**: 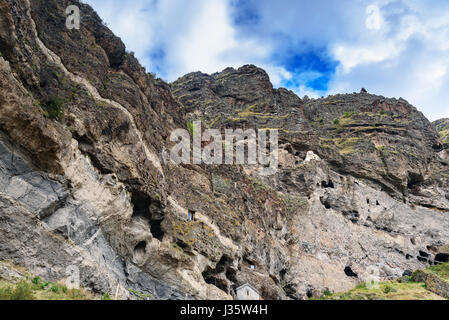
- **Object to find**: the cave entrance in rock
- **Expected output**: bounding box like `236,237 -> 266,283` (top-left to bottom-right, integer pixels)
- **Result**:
435,253 -> 449,263
321,180 -> 335,188
131,190 -> 165,241
344,266 -> 358,278
202,255 -> 233,293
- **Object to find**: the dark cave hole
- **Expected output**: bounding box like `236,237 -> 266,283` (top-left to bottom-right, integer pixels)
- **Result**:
225,268 -> 238,283
407,172 -> 424,190
417,256 -> 428,263
344,266 -> 358,278
202,274 -> 229,292
131,190 -> 151,219
320,197 -> 332,209
321,180 -> 335,189
419,251 -> 429,258
131,190 -> 165,241
176,239 -> 190,250
150,219 -> 164,241
201,255 -> 234,293
435,253 -> 449,263
306,288 -> 313,298
280,269 -> 287,282
215,255 -> 233,273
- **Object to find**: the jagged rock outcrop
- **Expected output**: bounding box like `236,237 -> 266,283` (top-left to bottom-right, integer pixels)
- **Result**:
0,0 -> 449,300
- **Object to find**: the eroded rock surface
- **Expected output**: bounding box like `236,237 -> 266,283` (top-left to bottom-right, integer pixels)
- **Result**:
0,0 -> 448,300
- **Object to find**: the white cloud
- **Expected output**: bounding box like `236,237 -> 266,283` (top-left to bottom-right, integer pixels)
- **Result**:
328,1 -> 449,120
333,40 -> 401,73
262,65 -> 292,87
293,85 -> 322,99
366,5 -> 384,30
162,0 -> 270,80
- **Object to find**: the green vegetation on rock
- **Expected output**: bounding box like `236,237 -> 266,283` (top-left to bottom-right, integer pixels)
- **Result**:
42,96 -> 65,121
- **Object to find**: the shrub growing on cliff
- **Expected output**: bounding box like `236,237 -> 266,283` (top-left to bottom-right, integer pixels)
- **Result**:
102,293 -> 112,300
42,97 -> 64,121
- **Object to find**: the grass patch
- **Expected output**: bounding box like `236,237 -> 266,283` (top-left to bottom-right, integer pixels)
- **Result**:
0,277 -> 95,300
316,281 -> 444,300
320,137 -> 361,155
318,263 -> 449,300
427,263 -> 449,281
335,137 -> 361,155
0,280 -> 35,300
102,293 -> 112,300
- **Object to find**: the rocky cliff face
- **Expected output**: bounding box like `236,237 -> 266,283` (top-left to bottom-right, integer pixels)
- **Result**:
0,0 -> 449,300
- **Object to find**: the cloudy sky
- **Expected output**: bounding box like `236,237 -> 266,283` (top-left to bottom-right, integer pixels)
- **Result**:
84,0 -> 449,121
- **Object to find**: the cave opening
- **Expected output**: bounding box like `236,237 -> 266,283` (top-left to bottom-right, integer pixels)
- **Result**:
407,172 -> 424,189
131,190 -> 165,241
150,219 -> 164,241
201,255 -> 234,293
320,197 -> 332,209
321,180 -> 335,189
417,256 -> 428,263
306,288 -> 313,298
344,266 -> 358,278
435,253 -> 449,263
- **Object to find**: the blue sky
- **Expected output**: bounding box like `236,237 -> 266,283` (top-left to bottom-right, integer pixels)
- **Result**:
84,0 -> 449,121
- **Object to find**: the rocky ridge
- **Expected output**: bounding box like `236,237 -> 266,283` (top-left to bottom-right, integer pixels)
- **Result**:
0,0 -> 448,300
